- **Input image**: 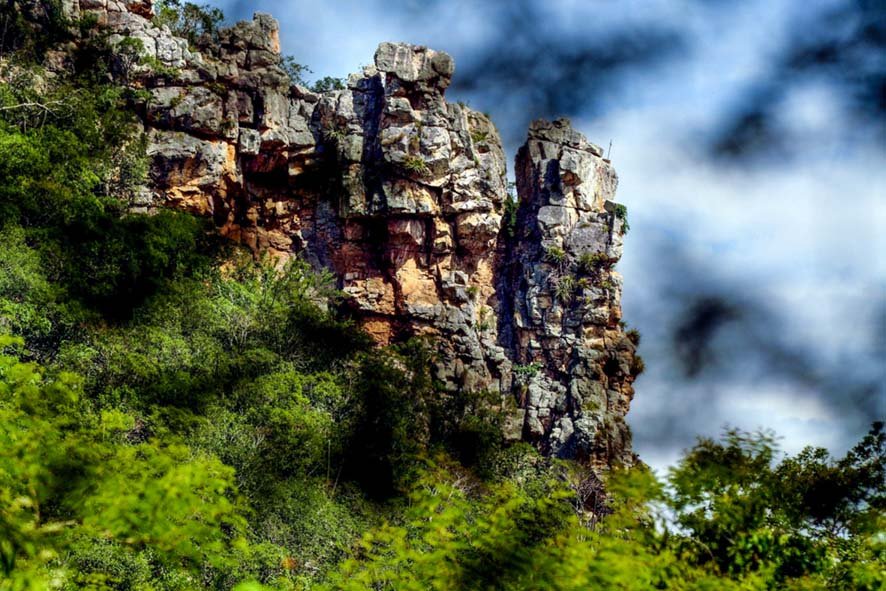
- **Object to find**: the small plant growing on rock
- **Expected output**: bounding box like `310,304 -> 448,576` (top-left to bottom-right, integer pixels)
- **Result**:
578,251 -> 609,275
114,37 -> 181,81
626,328 -> 641,346
466,285 -> 480,301
323,124 -> 346,144
408,126 -> 422,153
140,55 -> 181,78
630,353 -> 646,376
576,277 -> 592,292
470,130 -> 489,144
168,93 -> 184,110
544,245 -> 568,268
613,203 -> 630,234
403,155 -> 429,175
207,81 -> 228,97
513,362 -> 542,378
476,306 -> 492,331
554,275 -> 576,303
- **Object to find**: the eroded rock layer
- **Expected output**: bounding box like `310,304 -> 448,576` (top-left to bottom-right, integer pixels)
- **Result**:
60,0 -> 640,467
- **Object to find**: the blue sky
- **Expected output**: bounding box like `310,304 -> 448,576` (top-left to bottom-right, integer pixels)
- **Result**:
206,0 -> 885,470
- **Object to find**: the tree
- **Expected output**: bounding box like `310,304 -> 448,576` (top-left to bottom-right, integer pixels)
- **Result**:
152,0 -> 224,45
282,56 -> 311,87
321,427 -> 886,590
311,76 -> 345,93
667,425 -> 885,588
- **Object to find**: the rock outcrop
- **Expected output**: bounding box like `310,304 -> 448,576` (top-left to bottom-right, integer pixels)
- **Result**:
60,0 -> 640,468
499,119 -> 635,463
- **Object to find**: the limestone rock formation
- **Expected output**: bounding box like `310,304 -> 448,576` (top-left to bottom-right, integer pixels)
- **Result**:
60,0 -> 640,468
499,119 -> 636,464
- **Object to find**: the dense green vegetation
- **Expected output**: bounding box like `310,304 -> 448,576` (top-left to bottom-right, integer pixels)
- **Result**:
0,4 -> 883,590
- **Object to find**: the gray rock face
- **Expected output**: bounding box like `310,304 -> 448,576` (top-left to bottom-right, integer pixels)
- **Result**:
374,42 -> 454,86
59,0 -> 639,469
497,119 -> 637,466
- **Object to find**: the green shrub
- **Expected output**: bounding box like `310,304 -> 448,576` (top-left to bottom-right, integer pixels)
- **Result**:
471,130 -> 489,143
139,54 -> 181,78
613,203 -> 630,234
0,61 -> 211,317
479,442 -> 545,483
345,342 -> 436,496
577,251 -> 610,275
630,354 -> 645,376
543,245 -> 568,268
513,362 -> 542,379
554,275 -> 577,303
323,125 -> 346,143
402,155 -> 429,175
0,226 -> 92,361
575,277 -> 592,292
319,456 -> 626,591
0,341 -> 254,588
113,36 -> 145,82
63,537 -> 156,590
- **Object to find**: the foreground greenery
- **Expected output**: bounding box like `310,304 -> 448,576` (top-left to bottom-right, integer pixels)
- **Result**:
1,3 -> 883,590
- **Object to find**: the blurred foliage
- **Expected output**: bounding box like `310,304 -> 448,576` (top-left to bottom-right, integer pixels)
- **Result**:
318,426 -> 884,590
666,425 -> 886,589
1,4 -> 883,590
0,335 -> 248,589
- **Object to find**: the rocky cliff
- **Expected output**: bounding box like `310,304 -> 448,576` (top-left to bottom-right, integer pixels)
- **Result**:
59,0 -> 640,467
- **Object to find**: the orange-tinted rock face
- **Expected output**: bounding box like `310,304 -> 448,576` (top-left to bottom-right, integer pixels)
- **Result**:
64,0 -> 639,467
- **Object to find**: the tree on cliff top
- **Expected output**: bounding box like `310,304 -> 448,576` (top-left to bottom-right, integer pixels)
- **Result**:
152,0 -> 224,45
